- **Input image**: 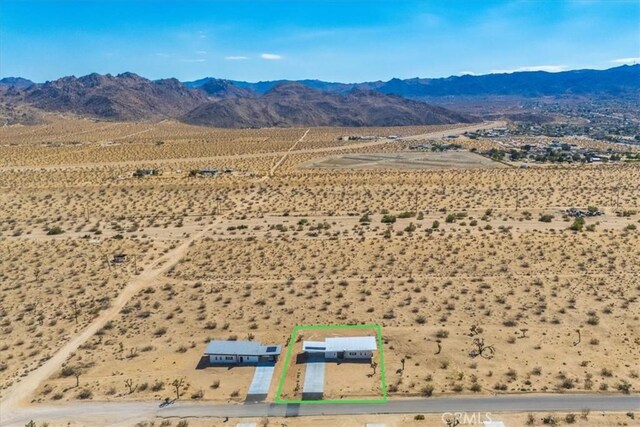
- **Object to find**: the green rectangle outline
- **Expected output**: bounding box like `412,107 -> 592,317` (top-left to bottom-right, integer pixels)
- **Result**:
274,323 -> 387,404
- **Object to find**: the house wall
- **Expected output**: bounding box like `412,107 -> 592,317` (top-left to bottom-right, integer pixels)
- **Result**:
209,354 -> 238,364
208,354 -> 260,364
344,350 -> 372,359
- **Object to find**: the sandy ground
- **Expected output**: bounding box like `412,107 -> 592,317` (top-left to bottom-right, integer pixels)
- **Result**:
300,151 -> 506,170
1,118 -> 638,424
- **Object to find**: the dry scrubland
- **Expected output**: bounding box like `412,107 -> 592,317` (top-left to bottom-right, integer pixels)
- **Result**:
0,117 -> 638,410
0,237 -> 178,394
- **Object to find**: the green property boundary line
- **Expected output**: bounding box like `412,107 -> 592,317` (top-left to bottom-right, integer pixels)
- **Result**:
274,323 -> 387,404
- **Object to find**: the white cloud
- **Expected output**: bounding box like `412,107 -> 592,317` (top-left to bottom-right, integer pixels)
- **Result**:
180,58 -> 206,63
155,53 -> 170,58
225,56 -> 248,60
490,65 -> 568,74
261,53 -> 283,60
610,57 -> 640,65
195,51 -> 207,55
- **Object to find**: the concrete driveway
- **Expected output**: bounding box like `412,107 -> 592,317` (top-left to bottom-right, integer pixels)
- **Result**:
246,363 -> 275,402
302,358 -> 325,400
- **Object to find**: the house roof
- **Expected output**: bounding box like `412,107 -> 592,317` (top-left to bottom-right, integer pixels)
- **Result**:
204,340 -> 281,356
326,336 -> 377,352
303,336 -> 377,352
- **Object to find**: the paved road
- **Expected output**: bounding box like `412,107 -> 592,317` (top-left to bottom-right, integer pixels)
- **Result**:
3,394 -> 638,426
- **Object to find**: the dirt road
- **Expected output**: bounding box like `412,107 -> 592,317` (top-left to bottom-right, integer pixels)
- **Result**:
268,128 -> 309,176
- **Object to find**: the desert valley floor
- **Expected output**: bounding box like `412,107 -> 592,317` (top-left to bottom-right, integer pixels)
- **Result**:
0,116 -> 639,426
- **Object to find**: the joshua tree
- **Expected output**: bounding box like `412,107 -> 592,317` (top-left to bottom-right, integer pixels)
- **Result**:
172,378 -> 185,400
73,368 -> 83,387
124,378 -> 137,394
471,337 -> 495,359
371,361 -> 378,375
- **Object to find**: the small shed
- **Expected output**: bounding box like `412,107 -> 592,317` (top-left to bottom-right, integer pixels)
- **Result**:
303,336 -> 377,360
204,340 -> 281,364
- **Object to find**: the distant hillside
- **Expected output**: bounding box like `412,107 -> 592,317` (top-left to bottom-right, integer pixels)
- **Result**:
0,77 -> 35,90
3,65 -> 636,126
187,65 -> 640,99
182,83 -> 474,128
12,73 -> 207,121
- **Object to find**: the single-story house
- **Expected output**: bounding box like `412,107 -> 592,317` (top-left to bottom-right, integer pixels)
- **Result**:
204,340 -> 281,364
303,336 -> 377,360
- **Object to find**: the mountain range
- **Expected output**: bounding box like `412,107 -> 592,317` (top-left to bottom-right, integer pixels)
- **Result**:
187,65 -> 640,99
1,65 -> 637,127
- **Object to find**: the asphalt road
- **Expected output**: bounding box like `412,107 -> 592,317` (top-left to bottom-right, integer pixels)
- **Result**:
4,394 -> 638,426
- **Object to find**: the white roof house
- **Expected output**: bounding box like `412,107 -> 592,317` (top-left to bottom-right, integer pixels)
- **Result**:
303,336 -> 377,360
204,340 -> 281,364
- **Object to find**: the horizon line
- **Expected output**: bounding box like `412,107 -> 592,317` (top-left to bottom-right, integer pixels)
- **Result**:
2,64 -> 637,86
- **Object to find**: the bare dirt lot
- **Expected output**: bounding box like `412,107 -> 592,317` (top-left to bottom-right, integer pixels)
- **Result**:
300,151 -> 506,170
1,118 -> 638,419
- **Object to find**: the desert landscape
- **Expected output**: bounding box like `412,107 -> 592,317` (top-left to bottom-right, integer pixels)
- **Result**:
2,1 -> 640,423
1,113 -> 638,426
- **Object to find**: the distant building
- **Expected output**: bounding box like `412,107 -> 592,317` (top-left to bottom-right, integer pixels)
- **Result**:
303,336 -> 377,360
199,168 -> 219,176
204,340 -> 281,364
133,169 -> 160,178
112,254 -> 127,264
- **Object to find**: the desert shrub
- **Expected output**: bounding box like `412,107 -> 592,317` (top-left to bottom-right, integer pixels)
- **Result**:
569,217 -> 585,231
77,389 -> 92,399
46,226 -> 64,235
398,211 -> 415,218
435,329 -> 449,339
381,214 -> 396,224
539,214 -> 554,222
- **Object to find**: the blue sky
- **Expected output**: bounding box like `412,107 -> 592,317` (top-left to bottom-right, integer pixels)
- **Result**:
1,0 -> 639,82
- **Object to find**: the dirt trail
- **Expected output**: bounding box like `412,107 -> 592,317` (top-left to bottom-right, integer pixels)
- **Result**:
269,128 -> 309,176
0,122 -> 504,172
0,224 -> 214,417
